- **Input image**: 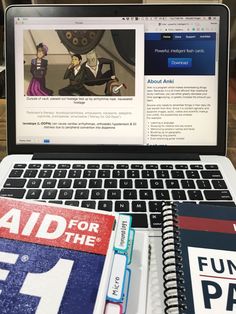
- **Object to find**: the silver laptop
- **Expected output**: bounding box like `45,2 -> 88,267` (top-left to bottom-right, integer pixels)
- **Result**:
1,4 -> 236,313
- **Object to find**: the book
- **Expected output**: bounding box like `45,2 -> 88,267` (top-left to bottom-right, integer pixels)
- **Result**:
162,202 -> 236,314
0,197 -> 118,314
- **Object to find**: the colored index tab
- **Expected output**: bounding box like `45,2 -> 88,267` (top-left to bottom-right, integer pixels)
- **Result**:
122,269 -> 131,314
105,302 -> 122,314
107,253 -> 127,302
114,215 -> 132,252
127,229 -> 135,265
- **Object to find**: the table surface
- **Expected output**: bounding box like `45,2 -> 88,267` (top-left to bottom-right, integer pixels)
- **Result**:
0,99 -> 235,167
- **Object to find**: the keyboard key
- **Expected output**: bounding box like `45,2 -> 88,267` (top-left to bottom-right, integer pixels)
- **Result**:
23,170 -> 38,178
188,190 -> 203,200
0,188 -> 26,198
172,190 -> 187,200
115,201 -> 129,212
53,170 -> 67,178
150,180 -> 164,189
139,190 -> 153,200
166,180 -> 179,189
156,170 -> 169,178
113,170 -> 125,178
205,164 -> 218,169
190,165 -> 203,169
146,164 -> 158,169
107,190 -> 121,199
171,170 -> 184,179
4,179 -> 26,188
98,170 -> 111,178
42,189 -> 57,199
83,170 -> 96,178
58,179 -> 72,188
150,214 -> 162,228
212,180 -> 227,189
49,201 -> 63,205
142,170 -> 154,178
104,179 -> 117,188
89,179 -> 102,188
149,201 -> 164,212
161,165 -> 173,169
75,189 -> 89,199
58,164 -> 70,169
186,171 -> 200,179
201,170 -> 223,179
155,190 -> 170,200
73,179 -> 87,188
9,169 -> 24,177
87,164 -> 100,169
58,189 -> 73,199
132,201 -> 146,212
131,164 -> 143,169
26,189 -> 42,199
43,164 -> 56,169
28,164 -> 41,169
81,201 -> 96,209
181,180 -> 195,189
204,190 -> 232,201
196,180 -> 211,189
72,164 -> 85,169
120,180 -> 133,188
91,189 -> 105,199
127,170 -> 140,178
124,189 -> 137,199
42,179 -> 56,188
102,164 -> 114,169
68,170 -> 82,178
27,179 -> 42,188
14,164 -> 27,169
135,180 -> 148,189
98,201 -> 112,211
38,170 -> 52,178
116,164 -> 129,169
65,201 -> 80,207
175,164 -> 188,169
130,214 -> 148,228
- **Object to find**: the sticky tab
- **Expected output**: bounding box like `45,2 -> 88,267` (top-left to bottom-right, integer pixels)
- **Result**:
114,215 -> 132,252
122,268 -> 131,314
107,253 -> 127,302
105,302 -> 122,314
127,229 -> 135,265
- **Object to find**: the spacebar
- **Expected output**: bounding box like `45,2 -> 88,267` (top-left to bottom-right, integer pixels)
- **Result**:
121,213 -> 148,228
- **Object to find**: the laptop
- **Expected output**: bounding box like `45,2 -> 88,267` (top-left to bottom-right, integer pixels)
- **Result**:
1,3 -> 236,313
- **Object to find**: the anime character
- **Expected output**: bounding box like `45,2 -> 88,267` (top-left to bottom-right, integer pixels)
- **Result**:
58,54 -> 94,96
27,43 -> 53,96
82,50 -> 116,95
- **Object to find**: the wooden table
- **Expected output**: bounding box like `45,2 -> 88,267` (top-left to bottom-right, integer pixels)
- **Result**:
0,99 -> 235,168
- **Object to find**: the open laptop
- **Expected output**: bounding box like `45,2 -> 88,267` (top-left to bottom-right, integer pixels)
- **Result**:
1,3 -> 236,313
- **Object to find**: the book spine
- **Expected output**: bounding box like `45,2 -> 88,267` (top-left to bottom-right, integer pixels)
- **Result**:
162,203 -> 187,314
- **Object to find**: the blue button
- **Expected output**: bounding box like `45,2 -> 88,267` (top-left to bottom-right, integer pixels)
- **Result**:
43,139 -> 50,143
168,58 -> 192,68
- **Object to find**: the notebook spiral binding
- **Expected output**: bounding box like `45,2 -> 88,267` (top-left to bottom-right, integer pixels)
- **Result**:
162,203 -> 187,314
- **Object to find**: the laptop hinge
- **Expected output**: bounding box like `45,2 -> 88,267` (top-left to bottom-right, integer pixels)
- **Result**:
32,153 -> 200,161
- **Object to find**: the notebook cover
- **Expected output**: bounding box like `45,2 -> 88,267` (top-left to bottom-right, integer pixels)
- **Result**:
176,202 -> 236,314
0,197 -> 116,314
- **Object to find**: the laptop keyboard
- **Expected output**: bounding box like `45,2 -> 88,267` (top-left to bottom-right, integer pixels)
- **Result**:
0,162 -> 235,229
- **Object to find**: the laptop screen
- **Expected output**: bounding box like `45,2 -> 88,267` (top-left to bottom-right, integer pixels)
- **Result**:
6,5 -> 228,155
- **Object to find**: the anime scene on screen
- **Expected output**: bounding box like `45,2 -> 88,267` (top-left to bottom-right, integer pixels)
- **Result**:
24,29 -> 135,97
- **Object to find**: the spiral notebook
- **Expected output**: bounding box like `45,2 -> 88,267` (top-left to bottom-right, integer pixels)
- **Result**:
162,202 -> 236,314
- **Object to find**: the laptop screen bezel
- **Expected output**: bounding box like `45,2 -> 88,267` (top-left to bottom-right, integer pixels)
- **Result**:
5,4 -> 229,156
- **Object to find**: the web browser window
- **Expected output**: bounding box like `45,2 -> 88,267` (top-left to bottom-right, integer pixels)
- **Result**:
14,16 -> 220,146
